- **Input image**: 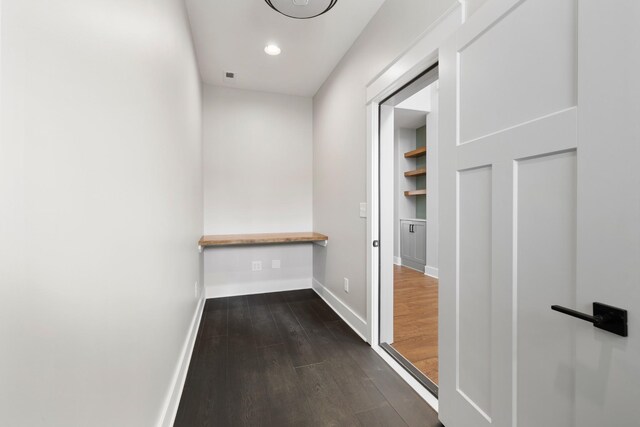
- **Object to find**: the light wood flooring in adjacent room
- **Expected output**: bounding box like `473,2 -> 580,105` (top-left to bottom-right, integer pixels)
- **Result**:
391,265 -> 439,384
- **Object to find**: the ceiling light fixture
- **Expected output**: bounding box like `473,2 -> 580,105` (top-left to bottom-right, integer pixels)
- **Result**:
264,0 -> 338,19
264,44 -> 282,56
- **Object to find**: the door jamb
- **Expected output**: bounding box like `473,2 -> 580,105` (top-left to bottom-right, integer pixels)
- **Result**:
364,2 -> 464,413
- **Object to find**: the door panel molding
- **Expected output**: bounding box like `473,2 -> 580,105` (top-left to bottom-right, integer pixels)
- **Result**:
440,0 -> 579,426
457,165 -> 493,421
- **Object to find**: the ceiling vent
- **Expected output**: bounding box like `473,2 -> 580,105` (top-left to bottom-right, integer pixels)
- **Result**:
223,71 -> 237,86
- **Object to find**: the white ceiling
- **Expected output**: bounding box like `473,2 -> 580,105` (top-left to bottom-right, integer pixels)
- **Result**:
394,108 -> 427,130
185,0 -> 386,97
397,85 -> 432,112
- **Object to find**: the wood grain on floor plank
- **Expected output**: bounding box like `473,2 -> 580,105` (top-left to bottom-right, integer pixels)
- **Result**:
269,302 -> 322,368
247,294 -> 282,348
355,403 -> 409,427
391,265 -> 439,384
295,362 -> 360,426
175,290 -> 441,427
174,335 -> 229,426
259,343 -> 315,426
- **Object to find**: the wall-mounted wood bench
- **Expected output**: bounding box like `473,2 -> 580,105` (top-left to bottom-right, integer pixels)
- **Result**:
199,232 -> 329,249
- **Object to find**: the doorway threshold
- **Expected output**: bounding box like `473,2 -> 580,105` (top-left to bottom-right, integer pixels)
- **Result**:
380,342 -> 439,398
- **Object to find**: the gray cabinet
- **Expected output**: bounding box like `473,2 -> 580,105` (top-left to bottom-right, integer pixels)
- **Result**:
400,219 -> 426,272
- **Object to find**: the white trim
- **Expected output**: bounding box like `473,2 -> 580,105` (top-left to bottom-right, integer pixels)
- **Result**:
367,6 -> 463,346
366,102 -> 380,351
205,278 -> 312,299
372,344 -> 439,411
157,297 -> 206,427
394,256 -> 402,266
425,266 -> 439,279
312,279 -> 369,342
366,3 -> 463,104
365,3 -> 465,416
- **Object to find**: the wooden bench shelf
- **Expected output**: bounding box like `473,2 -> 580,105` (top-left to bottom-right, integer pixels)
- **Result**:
404,167 -> 426,177
199,232 -> 328,248
404,146 -> 426,158
404,189 -> 427,197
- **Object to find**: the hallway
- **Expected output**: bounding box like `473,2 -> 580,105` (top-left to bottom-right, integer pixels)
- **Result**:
175,290 -> 441,427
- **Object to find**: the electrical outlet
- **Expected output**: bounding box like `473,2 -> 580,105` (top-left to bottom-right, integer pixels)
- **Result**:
252,261 -> 262,272
272,260 -> 281,269
360,202 -> 367,218
344,278 -> 349,293
194,281 -> 199,298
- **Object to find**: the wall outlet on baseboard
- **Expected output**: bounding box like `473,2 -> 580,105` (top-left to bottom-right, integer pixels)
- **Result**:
344,278 -> 349,293
272,259 -> 281,269
252,261 -> 262,272
194,281 -> 199,298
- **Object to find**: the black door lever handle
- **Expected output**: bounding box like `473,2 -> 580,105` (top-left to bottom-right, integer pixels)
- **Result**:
551,305 -> 600,323
551,302 -> 628,337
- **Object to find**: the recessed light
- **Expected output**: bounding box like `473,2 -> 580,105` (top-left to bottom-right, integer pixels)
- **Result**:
264,44 -> 282,56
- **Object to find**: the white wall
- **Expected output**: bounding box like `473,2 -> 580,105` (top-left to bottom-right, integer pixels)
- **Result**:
202,85 -> 313,297
203,85 -> 312,234
397,86 -> 432,111
312,0 -> 457,323
465,0 -> 490,18
0,1 -> 203,426
204,244 -> 313,298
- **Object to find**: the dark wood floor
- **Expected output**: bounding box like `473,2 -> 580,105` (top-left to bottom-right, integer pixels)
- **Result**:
175,289 -> 442,427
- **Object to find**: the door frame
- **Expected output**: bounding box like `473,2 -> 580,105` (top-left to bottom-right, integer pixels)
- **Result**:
364,1 -> 464,412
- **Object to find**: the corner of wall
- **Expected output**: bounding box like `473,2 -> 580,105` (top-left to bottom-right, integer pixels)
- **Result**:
424,266 -> 439,279
157,296 -> 206,427
312,279 -> 369,342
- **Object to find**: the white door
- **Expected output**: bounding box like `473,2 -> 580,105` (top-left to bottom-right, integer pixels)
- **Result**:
439,0 -> 640,426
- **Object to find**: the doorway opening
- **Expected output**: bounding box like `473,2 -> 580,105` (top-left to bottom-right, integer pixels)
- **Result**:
378,64 -> 439,397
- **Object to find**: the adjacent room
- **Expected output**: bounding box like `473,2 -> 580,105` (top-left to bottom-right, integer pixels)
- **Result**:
379,75 -> 441,392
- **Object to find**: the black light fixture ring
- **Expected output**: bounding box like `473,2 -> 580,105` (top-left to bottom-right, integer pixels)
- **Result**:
264,0 -> 338,19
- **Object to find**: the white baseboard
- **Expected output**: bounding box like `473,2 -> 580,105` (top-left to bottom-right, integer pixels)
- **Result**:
205,278 -> 312,299
424,266 -> 439,279
157,296 -> 205,427
393,256 -> 402,266
312,278 -> 369,342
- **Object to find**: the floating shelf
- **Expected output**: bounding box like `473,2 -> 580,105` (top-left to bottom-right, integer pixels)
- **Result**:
404,146 -> 426,158
199,232 -> 328,248
404,189 -> 427,197
404,167 -> 426,177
